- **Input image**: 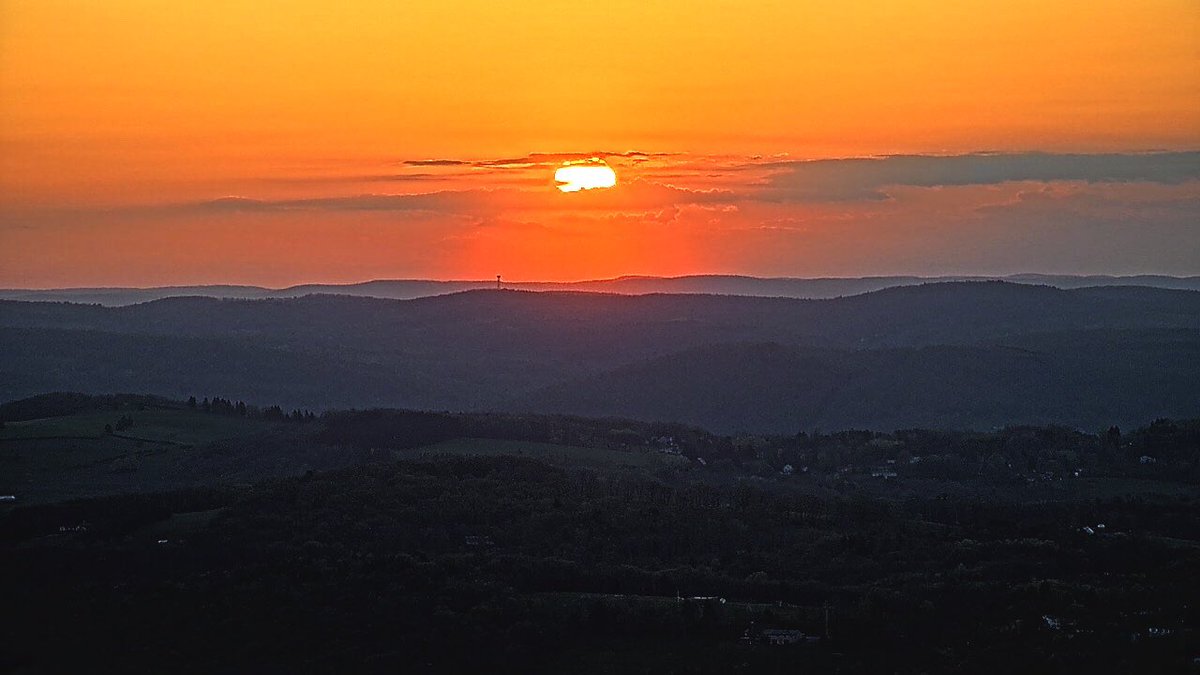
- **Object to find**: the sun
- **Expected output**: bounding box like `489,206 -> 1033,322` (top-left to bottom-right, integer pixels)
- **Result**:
554,158 -> 617,192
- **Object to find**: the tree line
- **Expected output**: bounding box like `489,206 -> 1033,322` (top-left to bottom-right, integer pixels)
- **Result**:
187,395 -> 315,422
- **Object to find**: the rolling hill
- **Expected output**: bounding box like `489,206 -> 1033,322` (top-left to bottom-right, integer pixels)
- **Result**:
4,273 -> 1200,306
523,330 -> 1200,432
1,282 -> 1196,431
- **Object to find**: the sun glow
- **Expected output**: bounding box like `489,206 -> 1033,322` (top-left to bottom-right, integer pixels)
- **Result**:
554,160 -> 617,192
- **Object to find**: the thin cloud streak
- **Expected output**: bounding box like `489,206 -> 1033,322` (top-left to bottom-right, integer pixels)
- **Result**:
761,152 -> 1200,202
170,152 -> 1200,217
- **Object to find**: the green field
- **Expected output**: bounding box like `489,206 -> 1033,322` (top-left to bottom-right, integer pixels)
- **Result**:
409,437 -> 692,471
0,409 -> 281,505
0,409 -> 274,446
137,507 -> 229,539
1,410 -> 699,506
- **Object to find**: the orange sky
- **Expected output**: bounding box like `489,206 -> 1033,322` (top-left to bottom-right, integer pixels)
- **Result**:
1,1 -> 1198,286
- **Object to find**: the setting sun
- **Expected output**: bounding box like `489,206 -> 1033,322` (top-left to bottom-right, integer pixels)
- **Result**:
0,2 -> 1198,670
554,160 -> 617,192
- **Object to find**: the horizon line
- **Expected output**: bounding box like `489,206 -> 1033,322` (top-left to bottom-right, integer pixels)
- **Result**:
4,271 -> 1200,293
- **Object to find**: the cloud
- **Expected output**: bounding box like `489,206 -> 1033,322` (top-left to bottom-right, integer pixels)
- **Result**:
194,176 -> 729,212
404,150 -> 682,170
186,179 -> 735,218
262,173 -> 446,185
193,190 -> 498,214
403,159 -> 470,167
761,152 -> 1200,202
160,152 -> 1200,232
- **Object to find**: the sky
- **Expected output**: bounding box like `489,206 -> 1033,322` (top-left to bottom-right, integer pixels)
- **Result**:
1,0 -> 1198,287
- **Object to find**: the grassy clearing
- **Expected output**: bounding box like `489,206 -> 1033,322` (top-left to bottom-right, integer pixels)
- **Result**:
407,437 -> 691,471
138,507 -> 229,539
1,409 -> 273,446
0,409 -> 281,505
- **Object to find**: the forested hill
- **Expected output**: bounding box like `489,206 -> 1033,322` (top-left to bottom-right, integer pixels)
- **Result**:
524,330 -> 1200,432
2,282 -> 1197,350
0,282 -> 1196,432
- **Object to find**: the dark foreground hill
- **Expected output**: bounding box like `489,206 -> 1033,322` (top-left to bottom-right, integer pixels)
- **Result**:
1,396 -> 1198,674
1,282 -> 1197,431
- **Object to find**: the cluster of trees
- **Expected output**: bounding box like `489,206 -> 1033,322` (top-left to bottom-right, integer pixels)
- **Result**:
103,414 -> 136,434
187,395 -> 316,422
1127,418 -> 1200,463
317,408 -> 1200,484
717,422 -> 1200,483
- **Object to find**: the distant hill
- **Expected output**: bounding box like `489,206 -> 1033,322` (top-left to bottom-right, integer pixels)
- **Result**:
4,273 -> 1199,306
523,330 -> 1200,433
0,282 -> 1196,431
0,284 -> 276,306
4,282 -> 1198,350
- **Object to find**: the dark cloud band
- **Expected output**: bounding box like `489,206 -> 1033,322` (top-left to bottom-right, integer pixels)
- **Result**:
762,152 -> 1200,202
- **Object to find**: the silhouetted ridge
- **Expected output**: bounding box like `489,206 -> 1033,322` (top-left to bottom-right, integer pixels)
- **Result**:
0,282 -> 1196,430
5,273 -> 1200,306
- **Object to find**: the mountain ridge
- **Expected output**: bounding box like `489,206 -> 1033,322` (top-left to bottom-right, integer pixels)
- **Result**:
1,281 -> 1196,432
4,273 -> 1200,306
